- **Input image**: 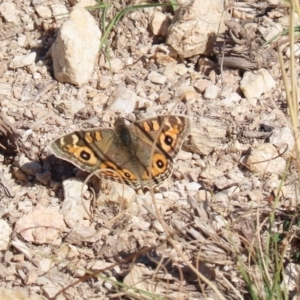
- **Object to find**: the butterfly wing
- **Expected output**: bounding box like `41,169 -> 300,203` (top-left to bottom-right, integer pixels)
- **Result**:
127,115 -> 191,188
51,128 -> 141,187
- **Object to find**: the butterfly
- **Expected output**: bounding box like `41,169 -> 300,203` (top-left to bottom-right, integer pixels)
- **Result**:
51,115 -> 191,189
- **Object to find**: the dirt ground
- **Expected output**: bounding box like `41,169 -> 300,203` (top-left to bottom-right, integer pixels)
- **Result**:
0,0 -> 298,299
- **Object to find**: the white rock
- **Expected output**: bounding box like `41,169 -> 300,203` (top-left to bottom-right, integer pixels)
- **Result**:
214,176 -> 239,191
167,0 -> 224,57
0,83 -> 12,97
245,143 -> 286,175
153,220 -> 164,233
204,85 -> 220,100
9,52 -> 36,69
109,85 -> 137,114
185,182 -> 201,191
282,263 -> 299,291
15,205 -> 66,245
0,288 -> 45,300
0,2 -> 19,23
0,220 -> 12,250
17,35 -> 27,47
212,192 -> 229,204
286,43 -> 300,58
221,92 -> 241,106
196,190 -> 212,202
65,225 -> 109,244
148,71 -> 167,84
269,127 -> 295,156
51,7 -> 101,86
61,178 -> 90,228
258,19 -> 282,41
240,68 -> 276,100
211,213 -> 228,231
162,191 -> 181,200
74,0 -> 98,8
97,180 -> 136,208
105,58 -> 125,73
130,216 -> 150,230
200,166 -> 223,180
227,186 -> 240,197
35,5 -> 52,19
37,258 -> 53,275
176,150 -> 193,160
194,79 -> 213,93
56,97 -> 85,116
150,11 -> 171,37
51,4 -> 69,21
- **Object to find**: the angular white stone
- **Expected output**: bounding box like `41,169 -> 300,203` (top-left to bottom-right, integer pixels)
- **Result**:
148,71 -> 166,84
10,52 -> 36,69
204,85 -> 220,100
0,220 -> 12,250
167,0 -> 224,58
0,2 -> 19,23
240,68 -> 276,100
245,143 -> 286,175
35,5 -> 52,19
269,127 -> 295,156
51,7 -> 101,86
150,11 -> 171,37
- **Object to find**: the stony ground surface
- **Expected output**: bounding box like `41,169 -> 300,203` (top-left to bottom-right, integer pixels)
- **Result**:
0,0 -> 298,299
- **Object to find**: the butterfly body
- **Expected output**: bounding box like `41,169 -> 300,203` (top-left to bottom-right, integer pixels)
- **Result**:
51,115 -> 191,189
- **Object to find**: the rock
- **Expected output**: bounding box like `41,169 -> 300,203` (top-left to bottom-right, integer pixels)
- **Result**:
286,43 -> 300,58
201,166 -> 223,180
0,288 -> 46,300
283,263 -> 300,292
148,71 -> 167,84
35,5 -> 52,19
55,97 -> 85,116
97,181 -> 136,208
0,82 -> 12,97
15,205 -> 66,245
0,2 -> 19,23
61,178 -> 90,228
194,79 -> 213,93
167,0 -> 224,58
64,225 -> 109,244
244,143 -> 286,175
0,220 -> 12,250
150,11 -> 171,37
51,7 -> 101,86
162,191 -> 181,200
109,85 -> 138,114
240,68 -> 276,100
9,52 -> 36,69
204,85 -> 220,100
269,127 -> 295,157
17,35 -> 27,47
19,154 -> 42,175
152,220 -> 164,233
51,4 -> 69,21
258,17 -> 282,41
73,0 -> 98,7
196,190 -> 212,202
105,58 -> 125,73
221,92 -> 241,106
185,182 -> 201,191
130,216 -> 150,230
37,258 -> 53,276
